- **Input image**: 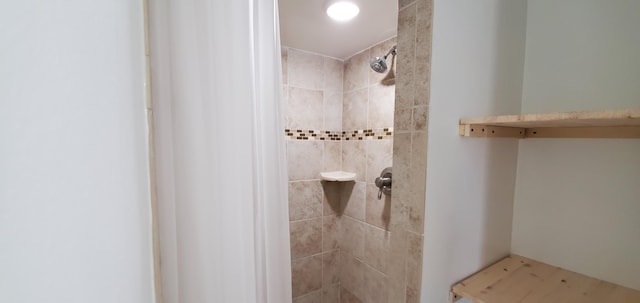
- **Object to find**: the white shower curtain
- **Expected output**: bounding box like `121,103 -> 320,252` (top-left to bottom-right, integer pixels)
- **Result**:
148,0 -> 291,302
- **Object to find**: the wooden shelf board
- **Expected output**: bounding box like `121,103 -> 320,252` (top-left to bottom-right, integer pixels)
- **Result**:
459,109 -> 640,138
451,255 -> 640,303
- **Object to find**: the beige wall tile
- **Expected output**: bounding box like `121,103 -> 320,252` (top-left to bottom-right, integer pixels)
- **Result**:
408,132 -> 427,234
342,140 -> 366,181
282,85 -> 289,113
395,68 -> 414,111
293,290 -> 322,303
287,140 -> 323,181
343,181 -> 366,220
290,218 -> 322,259
390,133 -> 412,216
399,0 -> 416,10
414,0 -> 433,106
364,265 -> 389,303
368,84 -> 396,129
340,217 -> 365,259
412,106 -> 428,131
369,37 -> 398,85
324,57 -> 344,92
321,182 -> 342,215
341,287 -> 363,303
343,88 -> 368,131
292,255 -> 323,297
289,48 -> 324,90
406,232 -> 423,291
344,50 -> 370,92
287,87 -> 324,130
322,215 -> 340,251
324,90 -> 343,131
385,229 -> 408,282
322,283 -> 340,303
289,181 -> 323,221
340,253 -> 365,300
322,250 -> 340,286
366,184 -> 391,230
282,47 -> 288,85
389,202 -> 410,234
406,287 -> 419,303
323,141 -> 342,172
387,279 -> 407,303
395,4 -> 417,110
364,225 -> 392,274
366,139 -> 393,184
394,108 -> 412,131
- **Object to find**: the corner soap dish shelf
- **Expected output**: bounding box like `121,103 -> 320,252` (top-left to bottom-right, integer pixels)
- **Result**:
320,171 -> 357,182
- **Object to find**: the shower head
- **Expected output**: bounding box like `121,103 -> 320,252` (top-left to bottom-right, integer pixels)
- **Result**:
369,45 -> 397,73
370,57 -> 388,73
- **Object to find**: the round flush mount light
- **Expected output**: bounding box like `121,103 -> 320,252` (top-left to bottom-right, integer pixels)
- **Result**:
326,1 -> 360,22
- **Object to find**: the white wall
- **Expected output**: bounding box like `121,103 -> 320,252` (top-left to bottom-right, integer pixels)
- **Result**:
421,1 -> 527,302
0,1 -> 154,302
512,0 -> 640,290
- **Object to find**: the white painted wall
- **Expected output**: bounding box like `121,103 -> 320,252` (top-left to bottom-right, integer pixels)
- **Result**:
421,1 -> 527,302
512,0 -> 640,290
0,1 -> 154,302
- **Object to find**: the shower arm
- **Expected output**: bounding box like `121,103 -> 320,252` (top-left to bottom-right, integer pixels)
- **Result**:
384,46 -> 397,59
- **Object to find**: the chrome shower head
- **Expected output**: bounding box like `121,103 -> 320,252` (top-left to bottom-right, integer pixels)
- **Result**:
369,45 -> 397,73
370,57 -> 388,73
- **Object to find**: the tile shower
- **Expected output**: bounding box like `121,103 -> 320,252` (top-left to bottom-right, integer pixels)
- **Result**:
283,0 -> 432,299
283,37 -> 398,303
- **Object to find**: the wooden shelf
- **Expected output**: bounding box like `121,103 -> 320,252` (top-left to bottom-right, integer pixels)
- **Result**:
459,108 -> 640,138
450,255 -> 640,303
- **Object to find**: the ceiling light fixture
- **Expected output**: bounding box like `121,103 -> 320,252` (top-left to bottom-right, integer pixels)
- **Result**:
326,1 -> 360,22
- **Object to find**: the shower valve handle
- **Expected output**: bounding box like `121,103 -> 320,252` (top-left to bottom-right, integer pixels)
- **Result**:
375,176 -> 391,188
375,167 -> 392,200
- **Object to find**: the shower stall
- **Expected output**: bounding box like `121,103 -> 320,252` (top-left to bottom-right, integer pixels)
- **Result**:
282,37 -> 397,302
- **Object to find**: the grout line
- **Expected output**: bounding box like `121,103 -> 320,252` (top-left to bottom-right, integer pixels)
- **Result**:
321,215 -> 325,302
283,45 -> 346,62
291,250 -> 339,262
290,216 -> 324,224
343,36 -> 398,62
287,178 -> 323,182
399,0 -> 418,12
292,289 -> 323,301
286,84 -> 327,92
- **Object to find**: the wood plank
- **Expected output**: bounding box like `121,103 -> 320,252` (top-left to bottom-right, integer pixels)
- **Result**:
525,126 -> 640,138
451,255 -> 640,303
452,255 -> 535,303
461,124 -> 526,138
460,108 -> 640,128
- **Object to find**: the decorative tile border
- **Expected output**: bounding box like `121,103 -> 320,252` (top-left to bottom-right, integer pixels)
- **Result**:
285,128 -> 393,141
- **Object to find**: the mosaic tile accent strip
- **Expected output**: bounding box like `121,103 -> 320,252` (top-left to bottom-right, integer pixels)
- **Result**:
285,128 -> 394,141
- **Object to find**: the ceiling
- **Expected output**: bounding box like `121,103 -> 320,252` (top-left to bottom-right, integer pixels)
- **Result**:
279,0 -> 398,60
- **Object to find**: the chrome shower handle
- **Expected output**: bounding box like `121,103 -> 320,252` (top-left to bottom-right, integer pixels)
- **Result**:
375,176 -> 391,188
375,167 -> 392,200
